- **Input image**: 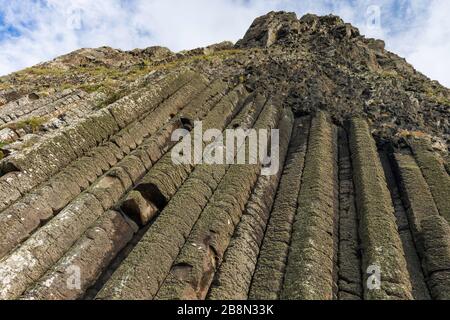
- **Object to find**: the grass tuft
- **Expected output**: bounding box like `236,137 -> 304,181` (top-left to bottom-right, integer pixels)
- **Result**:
9,117 -> 47,133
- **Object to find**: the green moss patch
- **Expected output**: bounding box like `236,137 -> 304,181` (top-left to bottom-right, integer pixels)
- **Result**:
8,117 -> 47,133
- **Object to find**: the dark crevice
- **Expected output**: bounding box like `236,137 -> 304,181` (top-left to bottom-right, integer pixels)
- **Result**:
28,93 -> 40,100
0,161 -> 21,175
135,183 -> 168,211
0,148 -> 11,158
119,189 -> 159,227
180,117 -> 194,131
82,220 -> 153,300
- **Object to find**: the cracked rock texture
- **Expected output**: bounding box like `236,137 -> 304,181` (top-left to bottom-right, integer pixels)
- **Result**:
0,11 -> 449,300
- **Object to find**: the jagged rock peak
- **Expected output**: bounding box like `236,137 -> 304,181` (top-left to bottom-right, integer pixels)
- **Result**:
236,11 -> 300,48
236,11 -> 361,48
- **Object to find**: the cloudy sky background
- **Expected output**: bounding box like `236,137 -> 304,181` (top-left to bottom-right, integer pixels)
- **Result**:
0,0 -> 449,87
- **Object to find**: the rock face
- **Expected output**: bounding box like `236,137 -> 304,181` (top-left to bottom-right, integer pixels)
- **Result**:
0,11 -> 449,300
236,11 -> 301,48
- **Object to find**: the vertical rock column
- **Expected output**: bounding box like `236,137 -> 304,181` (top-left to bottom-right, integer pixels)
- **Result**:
394,151 -> 448,299
248,116 -> 311,300
409,139 -> 450,224
380,151 -> 430,300
96,89 -> 262,300
349,118 -> 412,300
17,80 -> 229,300
0,75 -> 209,261
421,216 -> 450,300
155,100 -> 281,300
393,152 -> 440,252
119,86 -> 249,218
281,111 -> 338,300
207,107 -> 294,300
337,128 -> 362,300
0,76 -> 211,300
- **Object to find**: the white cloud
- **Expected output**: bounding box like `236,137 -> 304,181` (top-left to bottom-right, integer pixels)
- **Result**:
0,0 -> 449,87
0,0 -> 279,76
332,0 -> 450,86
388,0 -> 450,85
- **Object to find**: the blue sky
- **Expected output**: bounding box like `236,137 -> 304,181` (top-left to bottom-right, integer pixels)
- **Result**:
0,0 -> 449,87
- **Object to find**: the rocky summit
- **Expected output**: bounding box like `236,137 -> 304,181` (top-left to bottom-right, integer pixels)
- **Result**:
0,11 -> 449,300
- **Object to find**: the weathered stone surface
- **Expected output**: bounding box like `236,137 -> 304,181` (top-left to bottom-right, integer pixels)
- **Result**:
409,139 -> 450,224
155,100 -> 280,300
0,128 -> 18,142
116,155 -> 146,184
349,118 -> 413,300
337,128 -> 362,300
111,73 -> 208,154
0,179 -> 22,212
236,11 -> 300,48
380,150 -> 430,300
394,152 -> 440,252
207,108 -> 293,300
249,116 -> 310,300
22,211 -> 135,300
281,111 -> 338,300
106,71 -> 197,129
0,11 -> 449,301
121,191 -> 159,226
0,90 -> 75,126
0,193 -> 104,299
127,86 -> 247,215
88,175 -> 126,211
0,71 -> 202,200
96,92 -> 267,300
421,216 -> 450,300
0,114 -> 186,282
